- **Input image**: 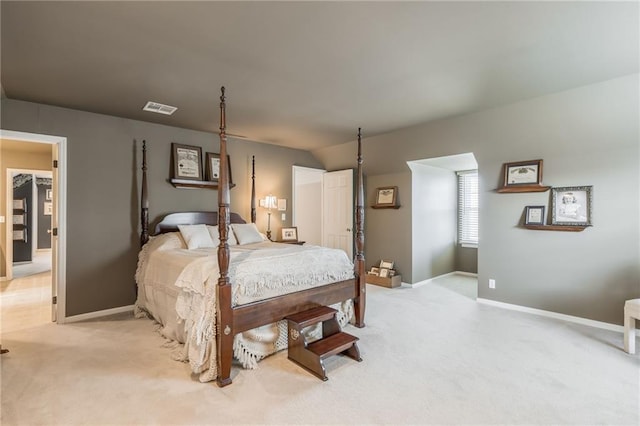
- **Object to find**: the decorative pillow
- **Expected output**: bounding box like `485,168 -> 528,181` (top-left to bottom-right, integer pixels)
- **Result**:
231,223 -> 264,245
207,225 -> 238,246
178,224 -> 215,250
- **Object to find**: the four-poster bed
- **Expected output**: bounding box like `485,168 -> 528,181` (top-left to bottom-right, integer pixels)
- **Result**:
137,87 -> 366,387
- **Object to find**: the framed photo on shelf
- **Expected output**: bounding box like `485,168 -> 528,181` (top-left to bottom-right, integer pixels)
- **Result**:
172,143 -> 203,181
369,267 -> 380,276
524,206 -> 546,225
379,259 -> 394,269
551,186 -> 593,226
205,152 -> 233,184
281,226 -> 298,242
379,268 -> 390,278
374,186 -> 398,208
502,159 -> 543,187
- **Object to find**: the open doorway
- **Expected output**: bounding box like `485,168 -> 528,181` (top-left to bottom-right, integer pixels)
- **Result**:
407,153 -> 478,299
0,130 -> 67,331
10,169 -> 53,280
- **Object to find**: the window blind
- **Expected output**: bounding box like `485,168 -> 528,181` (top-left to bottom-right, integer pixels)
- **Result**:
457,170 -> 478,246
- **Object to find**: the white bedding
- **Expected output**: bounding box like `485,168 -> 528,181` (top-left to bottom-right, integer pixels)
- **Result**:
135,232 -> 355,382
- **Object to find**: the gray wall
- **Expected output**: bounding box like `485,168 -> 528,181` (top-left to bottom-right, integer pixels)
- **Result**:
456,246 -> 477,274
1,99 -> 322,317
410,163 -> 457,282
364,172 -> 412,281
314,74 -> 639,325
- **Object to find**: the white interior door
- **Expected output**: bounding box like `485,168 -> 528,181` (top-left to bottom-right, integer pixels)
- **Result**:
322,169 -> 353,259
292,166 -> 325,246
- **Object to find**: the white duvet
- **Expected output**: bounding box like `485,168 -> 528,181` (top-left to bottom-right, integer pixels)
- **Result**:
135,232 -> 355,382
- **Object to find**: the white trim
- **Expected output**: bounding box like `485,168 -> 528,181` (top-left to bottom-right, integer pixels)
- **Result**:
477,298 -> 624,333
1,129 -> 67,324
65,305 -> 135,323
406,271 -> 477,288
455,271 -> 478,277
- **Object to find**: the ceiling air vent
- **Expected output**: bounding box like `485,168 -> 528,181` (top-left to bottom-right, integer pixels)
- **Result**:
143,101 -> 178,115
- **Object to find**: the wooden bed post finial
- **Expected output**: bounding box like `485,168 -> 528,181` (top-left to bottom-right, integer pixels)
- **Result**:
140,140 -> 149,247
354,127 -> 366,327
216,86 -> 234,387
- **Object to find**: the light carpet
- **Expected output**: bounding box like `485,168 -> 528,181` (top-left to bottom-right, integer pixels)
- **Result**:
1,275 -> 638,425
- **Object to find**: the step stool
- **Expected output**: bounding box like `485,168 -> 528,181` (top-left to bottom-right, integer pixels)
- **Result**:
285,306 -> 362,381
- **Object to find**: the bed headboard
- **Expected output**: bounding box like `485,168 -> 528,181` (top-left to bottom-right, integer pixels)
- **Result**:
154,211 -> 246,235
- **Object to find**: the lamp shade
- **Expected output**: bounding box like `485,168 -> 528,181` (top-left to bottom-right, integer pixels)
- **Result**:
264,195 -> 277,210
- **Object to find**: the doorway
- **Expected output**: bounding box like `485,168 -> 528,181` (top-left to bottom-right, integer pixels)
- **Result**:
0,130 -> 67,326
407,153 -> 478,297
10,169 -> 53,279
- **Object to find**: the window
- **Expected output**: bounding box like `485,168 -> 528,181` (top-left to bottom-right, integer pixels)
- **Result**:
457,170 -> 478,247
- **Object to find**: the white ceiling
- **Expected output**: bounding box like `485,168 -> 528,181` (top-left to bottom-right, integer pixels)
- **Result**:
1,2 -> 637,151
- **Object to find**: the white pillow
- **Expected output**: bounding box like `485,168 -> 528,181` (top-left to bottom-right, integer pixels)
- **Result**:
178,224 -> 215,250
231,223 -> 264,245
207,225 -> 238,246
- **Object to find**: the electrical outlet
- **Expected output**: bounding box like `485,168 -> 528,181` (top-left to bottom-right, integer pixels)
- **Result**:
281,213 -> 286,221
489,279 -> 496,289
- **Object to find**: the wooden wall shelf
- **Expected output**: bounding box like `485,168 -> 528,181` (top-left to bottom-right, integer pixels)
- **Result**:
497,185 -> 551,193
524,225 -> 587,232
169,178 -> 236,190
371,205 -> 401,209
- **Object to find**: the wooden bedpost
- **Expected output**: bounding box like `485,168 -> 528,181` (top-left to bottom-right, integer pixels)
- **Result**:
251,155 -> 256,223
216,87 -> 234,387
140,140 -> 149,246
354,128 -> 366,327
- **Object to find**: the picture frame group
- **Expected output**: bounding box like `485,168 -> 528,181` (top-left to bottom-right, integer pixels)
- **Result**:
523,186 -> 593,227
367,259 -> 397,278
171,143 -> 232,184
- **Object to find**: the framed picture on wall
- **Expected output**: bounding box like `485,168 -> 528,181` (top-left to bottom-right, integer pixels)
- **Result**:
373,186 -> 399,208
171,143 -> 203,181
44,202 -> 53,216
524,206 -> 546,225
502,159 -> 543,187
551,186 -> 593,226
205,152 -> 233,184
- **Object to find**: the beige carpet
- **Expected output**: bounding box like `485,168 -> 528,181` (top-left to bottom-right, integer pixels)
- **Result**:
1,275 -> 638,425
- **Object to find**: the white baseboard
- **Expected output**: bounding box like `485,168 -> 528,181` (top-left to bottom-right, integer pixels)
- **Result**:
63,305 -> 135,324
477,298 -> 624,333
407,271 -> 477,288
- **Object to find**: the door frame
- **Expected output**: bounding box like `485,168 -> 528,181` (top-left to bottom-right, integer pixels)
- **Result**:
1,129 -> 67,323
